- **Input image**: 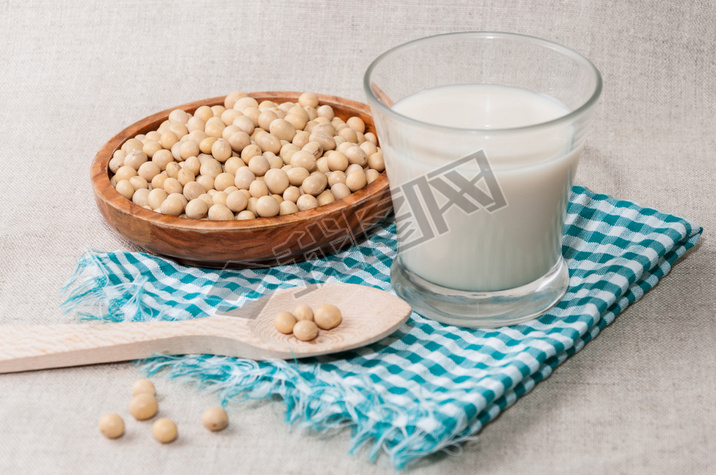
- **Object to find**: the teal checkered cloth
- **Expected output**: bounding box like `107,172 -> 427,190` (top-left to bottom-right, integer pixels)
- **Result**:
62,186 -> 701,469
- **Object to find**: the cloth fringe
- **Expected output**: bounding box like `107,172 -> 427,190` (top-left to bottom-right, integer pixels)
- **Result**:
139,354 -> 477,468
59,251 -> 468,468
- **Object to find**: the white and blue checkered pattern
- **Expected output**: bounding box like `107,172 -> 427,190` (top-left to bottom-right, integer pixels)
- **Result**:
62,186 -> 702,469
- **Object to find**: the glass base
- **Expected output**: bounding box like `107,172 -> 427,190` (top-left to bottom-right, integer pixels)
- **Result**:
391,257 -> 569,328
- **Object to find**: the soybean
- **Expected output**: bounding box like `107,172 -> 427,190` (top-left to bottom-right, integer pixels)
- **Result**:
99,413 -> 125,439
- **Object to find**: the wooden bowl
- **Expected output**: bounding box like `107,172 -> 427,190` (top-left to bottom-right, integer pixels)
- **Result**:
91,92 -> 392,268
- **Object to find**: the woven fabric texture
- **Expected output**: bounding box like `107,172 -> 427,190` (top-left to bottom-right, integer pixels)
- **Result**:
1,1 -> 714,473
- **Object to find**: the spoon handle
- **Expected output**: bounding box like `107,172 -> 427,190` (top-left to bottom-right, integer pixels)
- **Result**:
0,319 -> 216,374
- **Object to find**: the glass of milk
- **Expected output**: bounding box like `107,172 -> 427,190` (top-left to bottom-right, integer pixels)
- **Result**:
364,32 -> 602,327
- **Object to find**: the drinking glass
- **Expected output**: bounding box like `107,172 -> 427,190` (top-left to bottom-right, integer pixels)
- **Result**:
364,32 -> 602,327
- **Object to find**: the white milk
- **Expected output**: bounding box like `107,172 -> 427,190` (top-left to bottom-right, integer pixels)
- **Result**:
385,84 -> 579,292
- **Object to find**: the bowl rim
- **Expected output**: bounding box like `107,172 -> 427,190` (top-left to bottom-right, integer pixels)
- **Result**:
91,91 -> 390,233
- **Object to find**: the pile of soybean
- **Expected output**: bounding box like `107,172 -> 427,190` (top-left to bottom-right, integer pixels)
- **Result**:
109,92 -> 385,220
99,379 -> 229,443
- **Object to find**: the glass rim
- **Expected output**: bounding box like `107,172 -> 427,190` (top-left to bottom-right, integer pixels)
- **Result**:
363,31 -> 603,133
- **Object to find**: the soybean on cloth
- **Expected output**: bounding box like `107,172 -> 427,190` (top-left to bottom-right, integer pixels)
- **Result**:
62,186 -> 702,469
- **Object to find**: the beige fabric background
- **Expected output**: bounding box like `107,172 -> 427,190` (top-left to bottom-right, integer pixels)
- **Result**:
0,1 -> 714,473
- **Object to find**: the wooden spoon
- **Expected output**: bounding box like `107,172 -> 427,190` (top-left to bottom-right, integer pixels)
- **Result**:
0,283 -> 411,374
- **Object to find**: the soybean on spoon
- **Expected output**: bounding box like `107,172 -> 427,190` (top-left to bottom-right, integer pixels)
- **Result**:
0,283 -> 411,374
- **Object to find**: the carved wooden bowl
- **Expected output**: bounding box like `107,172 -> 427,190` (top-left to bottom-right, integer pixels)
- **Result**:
91,92 -> 392,268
